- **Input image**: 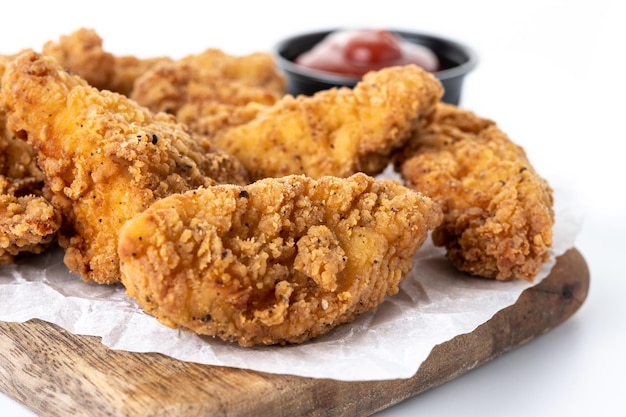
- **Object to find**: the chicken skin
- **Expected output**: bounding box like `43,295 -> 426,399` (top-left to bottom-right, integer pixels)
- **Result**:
118,173 -> 442,346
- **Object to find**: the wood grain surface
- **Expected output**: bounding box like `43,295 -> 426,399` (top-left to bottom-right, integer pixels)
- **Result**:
0,248 -> 589,417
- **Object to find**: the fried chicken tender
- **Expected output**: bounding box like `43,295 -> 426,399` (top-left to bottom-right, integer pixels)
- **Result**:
41,28 -> 115,92
42,27 -> 172,96
1,50 -> 249,284
108,55 -> 174,98
1,55 -> 57,263
0,176 -> 61,263
0,127 -> 42,181
395,103 -> 554,281
130,48 -> 286,136
1,120 -> 42,186
118,173 -> 443,346
1,54 -> 43,181
211,65 -> 443,181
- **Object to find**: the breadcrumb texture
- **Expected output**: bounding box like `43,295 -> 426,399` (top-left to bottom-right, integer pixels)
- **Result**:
42,27 -> 173,96
1,50 -> 249,284
212,64 -> 443,181
1,54 -> 43,182
1,54 -> 58,263
396,103 -> 554,281
0,176 -> 61,263
118,173 -> 442,346
131,47 -> 286,136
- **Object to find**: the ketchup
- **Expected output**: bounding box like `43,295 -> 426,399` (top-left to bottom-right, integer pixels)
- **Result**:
295,29 -> 440,77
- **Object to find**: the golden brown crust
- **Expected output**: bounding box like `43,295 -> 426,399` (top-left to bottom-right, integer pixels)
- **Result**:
1,54 -> 56,263
0,50 -> 249,284
42,27 -> 172,96
118,173 -> 442,346
130,48 -> 286,136
1,55 -> 43,182
0,176 -> 60,263
106,55 -> 174,98
395,103 -> 554,281
42,27 -> 116,92
211,65 -> 443,181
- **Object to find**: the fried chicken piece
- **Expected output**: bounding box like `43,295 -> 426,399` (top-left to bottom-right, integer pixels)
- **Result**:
0,176 -> 61,264
395,103 -> 554,281
211,65 -> 443,181
1,50 -> 249,284
0,129 -> 42,181
118,173 -> 442,346
130,48 -> 286,136
2,57 -> 43,184
1,55 -> 57,263
42,27 -> 172,96
41,28 -> 116,92
108,55 -> 174,98
1,54 -> 43,181
1,107 -> 43,182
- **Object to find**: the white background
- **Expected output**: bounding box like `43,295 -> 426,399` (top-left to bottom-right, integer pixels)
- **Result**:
1,1 -> 624,416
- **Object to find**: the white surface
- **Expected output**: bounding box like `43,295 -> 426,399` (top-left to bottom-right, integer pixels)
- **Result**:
1,1 -> 624,416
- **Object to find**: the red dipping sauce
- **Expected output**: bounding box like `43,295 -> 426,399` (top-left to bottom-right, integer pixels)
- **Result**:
295,29 -> 440,77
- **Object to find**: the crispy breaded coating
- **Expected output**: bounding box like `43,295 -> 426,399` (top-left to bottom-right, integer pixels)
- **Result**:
0,131 -> 42,182
42,27 -> 172,96
211,65 -> 443,181
108,55 -> 174,98
118,173 -> 442,346
1,54 -> 43,181
1,111 -> 42,182
1,55 -> 56,263
1,50 -> 249,284
395,103 -> 554,281
130,48 -> 286,136
0,176 -> 60,264
42,28 -> 116,92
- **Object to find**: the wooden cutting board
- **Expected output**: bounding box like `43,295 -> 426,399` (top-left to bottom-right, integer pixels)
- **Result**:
0,248 -> 589,417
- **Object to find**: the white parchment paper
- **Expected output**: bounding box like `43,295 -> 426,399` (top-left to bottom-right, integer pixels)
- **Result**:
0,186 -> 582,381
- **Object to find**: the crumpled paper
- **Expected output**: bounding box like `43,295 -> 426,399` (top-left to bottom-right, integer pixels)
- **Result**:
0,186 -> 582,381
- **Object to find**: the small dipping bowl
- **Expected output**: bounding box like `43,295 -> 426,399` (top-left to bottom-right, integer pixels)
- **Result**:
275,28 -> 478,105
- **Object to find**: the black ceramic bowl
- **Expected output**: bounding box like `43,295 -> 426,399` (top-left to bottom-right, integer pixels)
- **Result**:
275,29 -> 478,105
